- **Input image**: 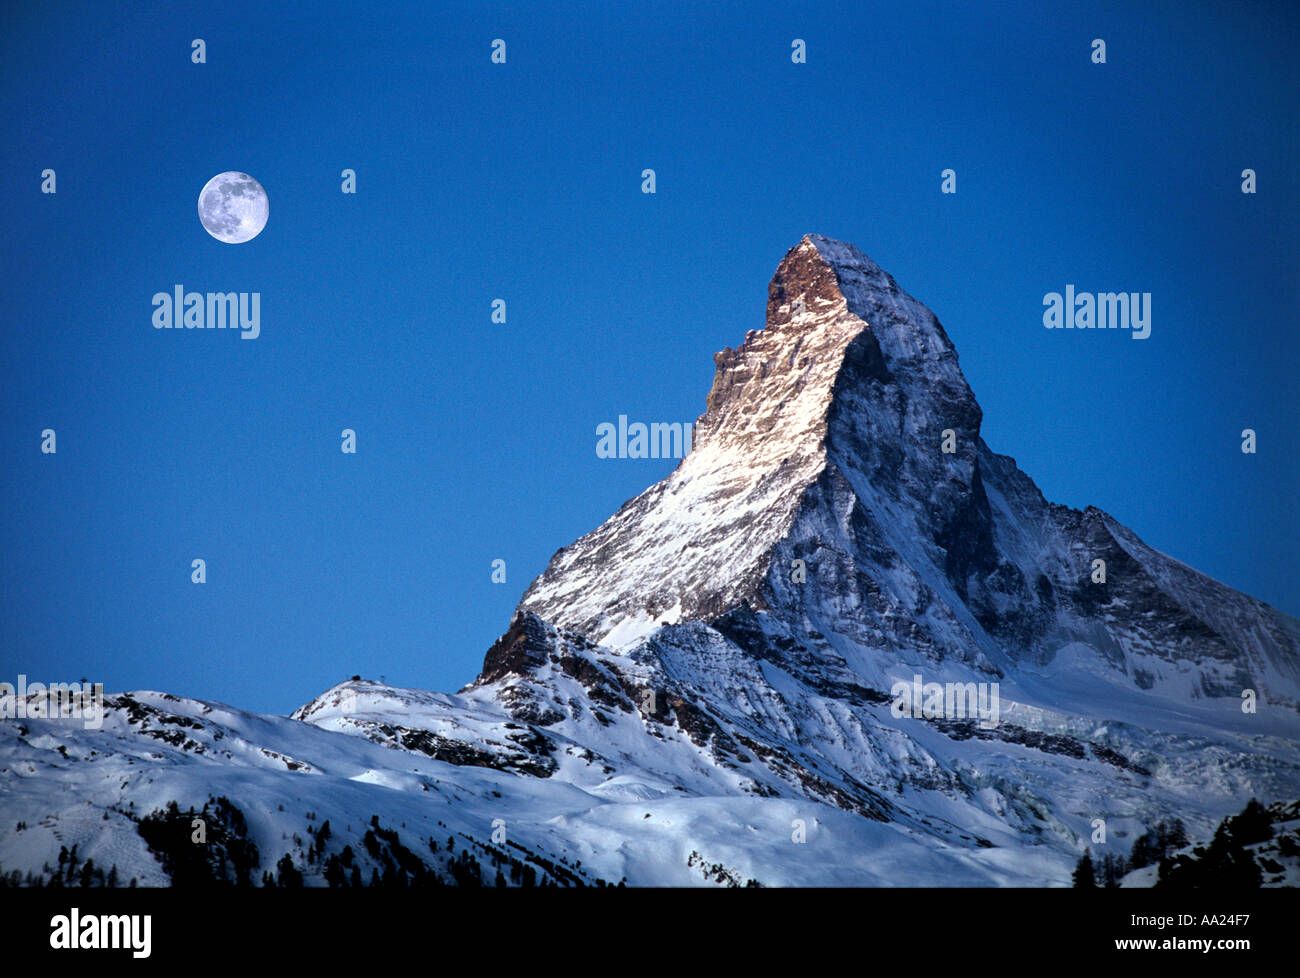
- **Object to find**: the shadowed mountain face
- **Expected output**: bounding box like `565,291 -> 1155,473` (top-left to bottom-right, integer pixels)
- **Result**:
4,236 -> 1298,888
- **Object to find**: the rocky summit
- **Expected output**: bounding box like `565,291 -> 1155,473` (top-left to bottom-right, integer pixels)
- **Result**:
3,235 -> 1298,888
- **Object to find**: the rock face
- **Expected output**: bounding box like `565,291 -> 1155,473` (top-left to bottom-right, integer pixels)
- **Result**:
4,235 -> 1298,888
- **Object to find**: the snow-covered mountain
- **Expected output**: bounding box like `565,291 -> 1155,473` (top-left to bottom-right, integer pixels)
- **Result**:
4,235 -> 1298,888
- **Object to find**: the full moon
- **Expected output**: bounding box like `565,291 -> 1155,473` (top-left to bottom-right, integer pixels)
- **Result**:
197,171 -> 269,244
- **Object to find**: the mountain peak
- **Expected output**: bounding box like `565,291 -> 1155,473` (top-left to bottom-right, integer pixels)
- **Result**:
800,232 -> 892,277
763,234 -> 891,331
515,236 -> 1298,715
519,235 -> 980,645
699,237 -> 888,455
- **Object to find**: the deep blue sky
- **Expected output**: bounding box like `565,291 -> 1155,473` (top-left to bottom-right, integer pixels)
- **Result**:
2,1 -> 1296,714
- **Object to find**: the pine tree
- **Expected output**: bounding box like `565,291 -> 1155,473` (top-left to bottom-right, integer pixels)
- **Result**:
1072,850 -> 1096,887
276,854 -> 303,888
1132,817 -> 1189,869
1156,809 -> 1264,889
1097,851 -> 1128,888
1227,799 -> 1273,846
1163,818 -> 1189,851
323,854 -> 346,888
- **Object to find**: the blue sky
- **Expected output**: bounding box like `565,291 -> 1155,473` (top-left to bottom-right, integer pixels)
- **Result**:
2,0 -> 1296,714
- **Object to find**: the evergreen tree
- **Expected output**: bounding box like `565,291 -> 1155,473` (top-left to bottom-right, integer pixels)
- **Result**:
1132,817 -> 1189,869
275,854 -> 303,888
1156,807 -> 1264,889
1227,799 -> 1272,846
1096,851 -> 1128,888
1072,850 -> 1096,888
322,854 -> 346,888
